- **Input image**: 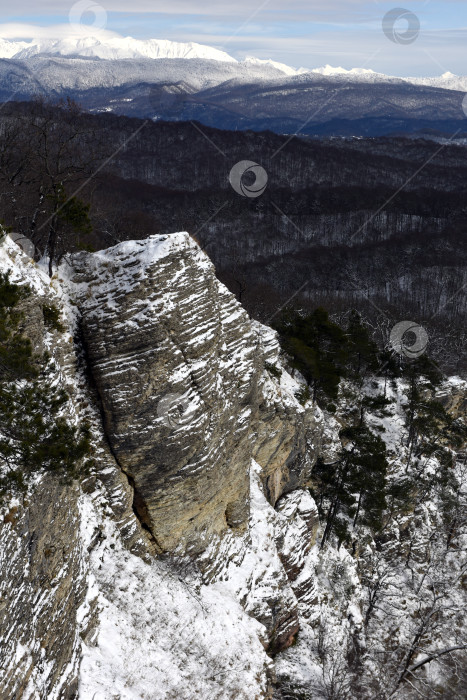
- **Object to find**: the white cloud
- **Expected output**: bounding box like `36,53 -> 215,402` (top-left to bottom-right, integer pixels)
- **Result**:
4,0 -> 463,22
0,23 -> 119,40
1,13 -> 466,77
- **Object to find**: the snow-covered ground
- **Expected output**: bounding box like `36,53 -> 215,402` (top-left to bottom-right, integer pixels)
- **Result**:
0,231 -> 465,699
77,478 -> 273,700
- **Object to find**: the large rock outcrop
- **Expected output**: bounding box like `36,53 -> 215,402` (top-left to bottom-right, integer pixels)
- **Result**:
0,238 -> 151,699
0,231 -> 324,698
67,232 -> 320,557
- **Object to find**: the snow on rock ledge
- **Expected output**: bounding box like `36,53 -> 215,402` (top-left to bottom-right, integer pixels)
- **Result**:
66,232 -> 321,559
0,231 -> 325,697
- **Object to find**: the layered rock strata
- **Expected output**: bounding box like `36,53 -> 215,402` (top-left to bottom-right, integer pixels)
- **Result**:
67,233 -> 320,557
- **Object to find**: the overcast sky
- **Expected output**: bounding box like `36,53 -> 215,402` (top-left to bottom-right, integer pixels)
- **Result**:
1,0 -> 467,75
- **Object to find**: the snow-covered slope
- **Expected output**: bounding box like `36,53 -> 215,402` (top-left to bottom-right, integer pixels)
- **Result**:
0,35 -> 237,63
407,71 -> 467,92
312,64 -> 380,78
0,37 -> 30,58
311,64 -> 467,91
244,55 -> 309,77
1,32 -> 467,92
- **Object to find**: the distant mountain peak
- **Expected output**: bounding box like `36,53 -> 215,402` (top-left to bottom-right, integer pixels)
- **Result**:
243,56 -> 309,77
311,64 -> 378,76
0,35 -> 237,63
0,34 -> 465,93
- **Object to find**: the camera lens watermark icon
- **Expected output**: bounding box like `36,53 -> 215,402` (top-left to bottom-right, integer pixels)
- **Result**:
8,232 -> 36,259
157,393 -> 191,429
229,161 -> 268,198
390,321 -> 428,359
462,93 -> 467,118
382,8 -> 420,45
69,0 -> 107,35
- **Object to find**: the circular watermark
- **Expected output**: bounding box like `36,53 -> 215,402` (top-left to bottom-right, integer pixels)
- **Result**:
229,161 -> 268,198
69,0 -> 107,35
382,8 -> 420,45
462,93 -> 467,118
157,393 -> 191,429
8,232 -> 36,259
390,321 -> 428,359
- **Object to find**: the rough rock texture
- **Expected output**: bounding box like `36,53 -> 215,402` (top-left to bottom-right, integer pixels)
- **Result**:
0,477 -> 85,700
197,463 -> 312,656
0,238 -> 152,698
254,323 -> 320,505
0,232 -> 324,697
67,233 -> 320,557
438,380 -> 467,420
275,491 -> 320,614
0,243 -> 85,699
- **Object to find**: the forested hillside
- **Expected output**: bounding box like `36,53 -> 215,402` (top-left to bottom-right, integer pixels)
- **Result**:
0,100 -> 465,372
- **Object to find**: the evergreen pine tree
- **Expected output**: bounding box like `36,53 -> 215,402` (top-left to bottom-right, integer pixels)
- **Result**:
0,271 -> 92,502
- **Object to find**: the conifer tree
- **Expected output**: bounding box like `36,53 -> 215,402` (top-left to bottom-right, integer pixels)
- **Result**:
313,425 -> 389,548
274,308 -> 348,404
346,310 -> 379,380
0,271 -> 92,502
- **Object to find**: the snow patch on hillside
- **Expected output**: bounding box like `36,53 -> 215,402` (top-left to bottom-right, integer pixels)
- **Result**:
77,457 -> 322,699
77,490 -> 272,700
0,233 -> 49,296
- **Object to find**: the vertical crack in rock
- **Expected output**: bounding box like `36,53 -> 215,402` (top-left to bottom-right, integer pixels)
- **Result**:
66,234 -> 321,561
68,234 -> 259,555
76,316 -> 163,552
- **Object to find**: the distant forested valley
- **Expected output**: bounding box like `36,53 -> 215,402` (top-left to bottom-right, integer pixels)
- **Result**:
0,99 -> 465,372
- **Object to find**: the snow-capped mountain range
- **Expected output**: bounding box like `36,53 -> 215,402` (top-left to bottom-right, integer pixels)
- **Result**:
0,35 -> 466,91
0,33 -> 465,138
0,36 -> 236,63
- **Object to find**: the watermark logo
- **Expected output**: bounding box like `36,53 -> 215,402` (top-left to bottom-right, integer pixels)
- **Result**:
462,93 -> 467,118
390,321 -> 428,359
229,161 -> 268,198
8,232 -> 36,259
382,8 -> 420,45
157,393 -> 191,429
69,1 -> 108,35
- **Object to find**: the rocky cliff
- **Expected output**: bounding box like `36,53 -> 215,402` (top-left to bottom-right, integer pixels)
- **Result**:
2,232 -> 465,700
0,232 -> 323,698
65,234 -> 320,558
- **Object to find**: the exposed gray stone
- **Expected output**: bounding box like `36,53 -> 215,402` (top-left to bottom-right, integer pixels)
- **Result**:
0,477 -> 85,700
68,234 -> 321,558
